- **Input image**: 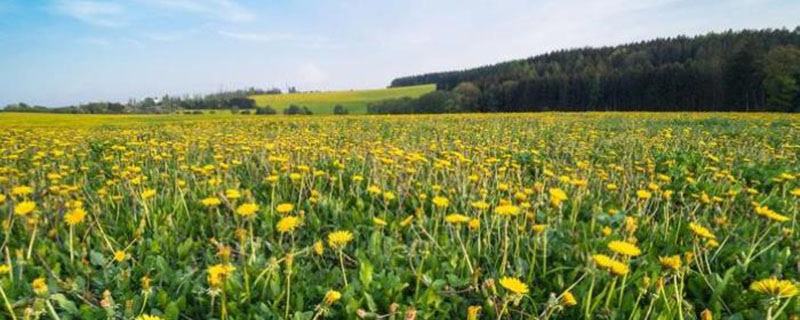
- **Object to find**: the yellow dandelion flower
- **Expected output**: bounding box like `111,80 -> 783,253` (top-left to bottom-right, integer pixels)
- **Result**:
135,315 -> 164,320
32,277 -> 48,294
608,240 -> 642,257
659,255 -> 682,271
495,204 -> 520,216
689,222 -> 716,239
468,218 -> 480,230
0,265 -> 10,275
207,264 -> 235,288
64,207 -> 87,226
636,190 -> 652,200
750,278 -> 798,298
141,189 -> 157,200
323,289 -> 341,306
609,261 -> 629,275
499,276 -> 529,295
313,241 -> 325,255
11,186 -> 33,197
561,291 -> 577,307
445,213 -> 470,224
201,197 -> 221,207
432,196 -> 450,208
113,250 -> 127,262
328,230 -> 354,249
471,201 -> 490,211
276,203 -> 294,214
592,254 -> 614,269
14,201 -> 36,216
277,216 -> 301,233
549,188 -> 568,206
236,203 -> 259,218
225,189 -> 241,199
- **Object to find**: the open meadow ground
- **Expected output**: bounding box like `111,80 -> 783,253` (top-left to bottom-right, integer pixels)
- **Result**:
0,112 -> 799,319
249,84 -> 435,114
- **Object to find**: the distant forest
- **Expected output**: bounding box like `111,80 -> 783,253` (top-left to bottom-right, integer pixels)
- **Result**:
376,28 -> 800,113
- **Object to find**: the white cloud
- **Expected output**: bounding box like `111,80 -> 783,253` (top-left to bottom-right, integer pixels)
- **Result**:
136,0 -> 254,22
51,0 -> 127,27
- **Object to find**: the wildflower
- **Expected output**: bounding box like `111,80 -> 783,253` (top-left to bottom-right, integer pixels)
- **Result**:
323,289 -> 341,306
791,188 -> 800,197
0,265 -> 10,275
207,264 -> 235,288
225,189 -> 241,199
373,217 -> 387,227
64,207 -> 87,226
0,194 -> 4,204
141,189 -> 156,200
499,277 -> 529,295
470,201 -> 489,210
366,185 -> 381,195
467,306 -> 482,320
608,240 -> 642,257
592,254 -> 614,269
432,196 -> 449,208
276,203 -> 294,214
689,222 -> 716,239
445,214 -> 470,224
468,218 -> 480,230
236,203 -> 259,218
495,204 -> 520,216
636,190 -> 652,200
328,230 -> 354,249
561,291 -> 577,307
700,309 -> 712,320
32,277 -> 47,294
135,316 -> 164,320
201,197 -> 221,207
113,250 -> 127,262
609,261 -> 629,275
601,226 -> 612,236
750,278 -> 798,298
313,241 -> 324,255
659,255 -> 681,271
11,186 -> 33,197
755,205 -> 789,222
14,201 -> 36,216
532,224 -> 547,234
277,216 -> 301,233
383,192 -> 396,201
549,188 -> 568,206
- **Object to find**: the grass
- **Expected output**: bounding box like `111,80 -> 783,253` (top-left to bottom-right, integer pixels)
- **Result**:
0,112 -> 798,319
249,84 -> 435,114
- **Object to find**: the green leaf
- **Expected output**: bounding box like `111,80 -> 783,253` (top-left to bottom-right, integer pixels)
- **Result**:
89,250 -> 106,267
52,293 -> 79,314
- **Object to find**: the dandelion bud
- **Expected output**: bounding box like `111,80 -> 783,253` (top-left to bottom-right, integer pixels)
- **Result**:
404,308 -> 417,320
700,309 -> 712,320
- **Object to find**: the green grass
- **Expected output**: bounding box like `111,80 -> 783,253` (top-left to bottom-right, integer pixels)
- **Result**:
249,84 -> 435,114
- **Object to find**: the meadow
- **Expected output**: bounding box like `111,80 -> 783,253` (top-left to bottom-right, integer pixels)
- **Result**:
0,112 -> 798,319
249,84 -> 435,114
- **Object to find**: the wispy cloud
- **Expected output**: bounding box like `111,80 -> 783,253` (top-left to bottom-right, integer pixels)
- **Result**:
136,0 -> 254,22
50,0 -> 127,27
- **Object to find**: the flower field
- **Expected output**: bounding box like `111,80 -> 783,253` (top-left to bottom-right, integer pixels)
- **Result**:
0,112 -> 799,319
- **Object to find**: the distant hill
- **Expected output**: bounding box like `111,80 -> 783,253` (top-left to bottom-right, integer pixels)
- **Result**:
249,84 -> 435,114
388,28 -> 800,112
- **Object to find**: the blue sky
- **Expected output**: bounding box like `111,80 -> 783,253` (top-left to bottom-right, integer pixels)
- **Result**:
0,0 -> 798,107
